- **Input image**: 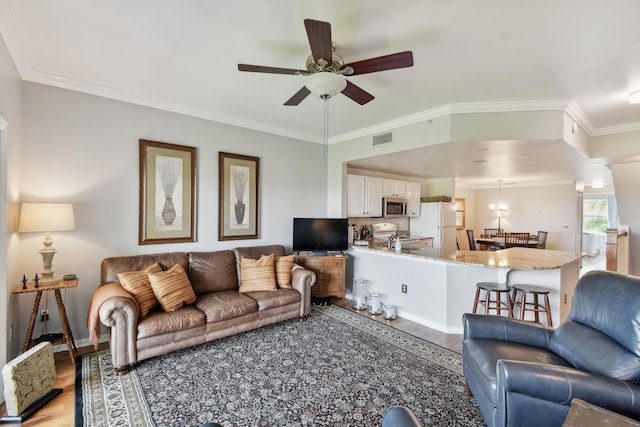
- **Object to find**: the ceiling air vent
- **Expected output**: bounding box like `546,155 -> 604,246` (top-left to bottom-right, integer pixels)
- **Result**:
372,132 -> 393,146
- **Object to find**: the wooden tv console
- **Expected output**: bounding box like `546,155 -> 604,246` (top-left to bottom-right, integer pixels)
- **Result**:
293,254 -> 346,302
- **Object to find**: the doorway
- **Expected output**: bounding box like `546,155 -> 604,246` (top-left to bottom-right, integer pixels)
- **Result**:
581,193 -> 617,273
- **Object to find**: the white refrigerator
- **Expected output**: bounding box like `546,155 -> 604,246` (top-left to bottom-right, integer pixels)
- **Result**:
410,202 -> 458,253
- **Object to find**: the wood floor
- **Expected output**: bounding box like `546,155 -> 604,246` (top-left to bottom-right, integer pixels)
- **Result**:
0,342 -> 108,427
0,305 -> 461,426
339,299 -> 463,353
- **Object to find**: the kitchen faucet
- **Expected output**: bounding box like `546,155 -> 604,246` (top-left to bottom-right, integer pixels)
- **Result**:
387,233 -> 398,250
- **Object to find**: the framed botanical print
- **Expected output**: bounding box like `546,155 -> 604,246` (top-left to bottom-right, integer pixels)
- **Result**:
218,152 -> 260,240
139,139 -> 197,244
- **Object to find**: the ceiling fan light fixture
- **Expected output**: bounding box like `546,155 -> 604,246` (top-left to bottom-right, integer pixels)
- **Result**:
630,90 -> 640,104
305,72 -> 346,99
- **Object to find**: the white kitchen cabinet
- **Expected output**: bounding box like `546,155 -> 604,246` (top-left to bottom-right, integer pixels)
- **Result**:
347,174 -> 383,217
405,181 -> 421,217
382,179 -> 406,198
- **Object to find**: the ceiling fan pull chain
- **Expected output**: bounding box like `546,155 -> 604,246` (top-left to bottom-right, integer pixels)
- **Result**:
324,97 -> 329,170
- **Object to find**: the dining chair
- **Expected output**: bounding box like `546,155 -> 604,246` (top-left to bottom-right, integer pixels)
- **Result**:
484,228 -> 503,237
466,229 -> 477,251
504,232 -> 530,248
536,231 -> 548,249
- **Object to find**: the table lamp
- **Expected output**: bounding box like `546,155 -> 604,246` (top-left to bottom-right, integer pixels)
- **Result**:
19,203 -> 75,285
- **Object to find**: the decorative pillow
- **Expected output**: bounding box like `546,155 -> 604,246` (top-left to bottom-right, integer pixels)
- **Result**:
149,264 -> 196,312
275,255 -> 294,289
239,254 -> 277,293
117,263 -> 163,317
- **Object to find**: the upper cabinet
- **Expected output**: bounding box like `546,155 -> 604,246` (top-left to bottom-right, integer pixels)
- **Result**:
382,179 -> 406,198
347,175 -> 383,217
405,181 -> 421,217
348,174 -> 420,218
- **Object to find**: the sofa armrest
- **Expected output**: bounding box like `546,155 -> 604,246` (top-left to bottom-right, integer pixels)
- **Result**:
98,290 -> 139,371
463,313 -> 552,349
291,264 -> 316,318
497,360 -> 640,423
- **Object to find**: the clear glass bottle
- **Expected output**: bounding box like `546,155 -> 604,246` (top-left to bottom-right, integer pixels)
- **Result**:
368,292 -> 382,315
352,278 -> 368,310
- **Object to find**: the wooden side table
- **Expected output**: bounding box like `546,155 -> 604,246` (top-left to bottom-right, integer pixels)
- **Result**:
12,278 -> 79,365
294,255 -> 346,303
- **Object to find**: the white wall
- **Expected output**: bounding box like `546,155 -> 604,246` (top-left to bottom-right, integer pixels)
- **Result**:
9,83 -> 327,358
472,183 -> 578,252
0,31 -> 23,401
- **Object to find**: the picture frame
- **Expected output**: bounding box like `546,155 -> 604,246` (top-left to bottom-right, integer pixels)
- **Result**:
139,139 -> 197,245
218,152 -> 260,240
455,198 -> 466,230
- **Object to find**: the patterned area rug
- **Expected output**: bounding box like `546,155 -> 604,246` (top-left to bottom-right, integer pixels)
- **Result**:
76,305 -> 484,426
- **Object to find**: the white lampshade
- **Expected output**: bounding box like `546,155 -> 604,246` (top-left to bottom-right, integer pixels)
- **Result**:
19,203 -> 75,285
629,90 -> 640,104
19,203 -> 75,233
305,72 -> 347,99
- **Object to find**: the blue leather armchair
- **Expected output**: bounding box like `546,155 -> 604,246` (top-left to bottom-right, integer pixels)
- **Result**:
463,270 -> 640,427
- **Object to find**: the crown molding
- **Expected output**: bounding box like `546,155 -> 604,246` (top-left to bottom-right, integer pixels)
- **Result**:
592,121 -> 640,137
330,99 -> 594,144
17,65 -> 640,144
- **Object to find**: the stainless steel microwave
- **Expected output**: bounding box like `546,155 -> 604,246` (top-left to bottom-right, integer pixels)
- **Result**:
382,197 -> 407,217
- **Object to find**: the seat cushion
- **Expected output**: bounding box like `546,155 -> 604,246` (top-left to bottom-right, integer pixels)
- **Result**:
194,290 -> 258,323
463,338 -> 571,405
243,288 -> 301,311
137,305 -> 205,339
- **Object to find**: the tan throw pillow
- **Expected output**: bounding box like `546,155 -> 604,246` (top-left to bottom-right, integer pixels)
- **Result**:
239,254 -> 277,293
275,255 -> 294,289
118,263 -> 163,317
149,264 -> 196,312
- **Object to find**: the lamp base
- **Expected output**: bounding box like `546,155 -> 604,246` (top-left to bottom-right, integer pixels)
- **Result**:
38,277 -> 61,286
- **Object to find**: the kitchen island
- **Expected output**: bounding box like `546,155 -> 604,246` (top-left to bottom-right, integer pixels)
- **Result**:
347,246 -> 582,333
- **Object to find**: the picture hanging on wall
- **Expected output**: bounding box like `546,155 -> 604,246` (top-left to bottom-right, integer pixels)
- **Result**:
139,139 -> 197,244
218,152 -> 260,240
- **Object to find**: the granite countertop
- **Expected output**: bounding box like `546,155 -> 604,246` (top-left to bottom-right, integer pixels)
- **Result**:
350,246 -> 583,270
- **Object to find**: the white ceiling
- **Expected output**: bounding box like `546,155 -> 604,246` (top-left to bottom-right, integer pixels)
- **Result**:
2,0 -> 640,188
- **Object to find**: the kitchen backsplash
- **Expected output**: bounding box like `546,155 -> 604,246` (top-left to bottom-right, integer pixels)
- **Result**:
348,217 -> 410,239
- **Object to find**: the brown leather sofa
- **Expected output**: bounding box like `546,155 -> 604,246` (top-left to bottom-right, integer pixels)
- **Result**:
94,244 -> 316,372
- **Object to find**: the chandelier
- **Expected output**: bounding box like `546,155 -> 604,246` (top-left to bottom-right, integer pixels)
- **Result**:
489,180 -> 508,228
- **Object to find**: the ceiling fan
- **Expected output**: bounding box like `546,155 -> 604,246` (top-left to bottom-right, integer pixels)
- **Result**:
237,19 -> 414,106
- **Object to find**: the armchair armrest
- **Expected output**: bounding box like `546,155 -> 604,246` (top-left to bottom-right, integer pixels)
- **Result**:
291,264 -> 316,318
463,313 -> 552,349
497,360 -> 640,422
382,406 -> 423,427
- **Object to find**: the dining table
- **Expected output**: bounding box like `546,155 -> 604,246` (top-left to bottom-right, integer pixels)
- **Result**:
475,236 -> 539,249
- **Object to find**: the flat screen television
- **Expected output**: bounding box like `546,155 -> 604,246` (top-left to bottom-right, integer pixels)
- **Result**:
293,218 -> 348,253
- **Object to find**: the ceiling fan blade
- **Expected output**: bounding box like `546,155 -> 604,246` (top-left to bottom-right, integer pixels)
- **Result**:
238,64 -> 306,75
304,19 -> 332,66
341,81 -> 375,105
284,86 -> 311,106
343,51 -> 414,75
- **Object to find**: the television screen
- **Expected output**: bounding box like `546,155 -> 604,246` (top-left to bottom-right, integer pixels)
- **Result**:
293,218 -> 348,253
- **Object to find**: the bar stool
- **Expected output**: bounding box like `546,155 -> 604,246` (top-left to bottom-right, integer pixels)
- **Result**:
511,284 -> 553,326
472,282 -> 514,317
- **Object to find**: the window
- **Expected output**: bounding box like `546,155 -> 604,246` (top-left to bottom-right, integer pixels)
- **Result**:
583,196 -> 612,233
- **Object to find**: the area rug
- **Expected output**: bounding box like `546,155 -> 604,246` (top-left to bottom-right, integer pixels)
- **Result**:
76,305 -> 484,426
